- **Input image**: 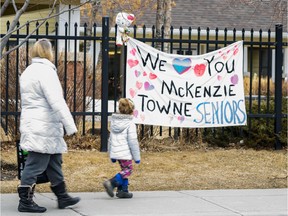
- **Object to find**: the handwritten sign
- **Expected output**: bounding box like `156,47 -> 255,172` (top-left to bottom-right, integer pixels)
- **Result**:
126,37 -> 247,128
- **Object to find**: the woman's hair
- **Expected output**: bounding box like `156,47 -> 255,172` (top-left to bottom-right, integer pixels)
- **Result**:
118,98 -> 135,115
31,38 -> 54,62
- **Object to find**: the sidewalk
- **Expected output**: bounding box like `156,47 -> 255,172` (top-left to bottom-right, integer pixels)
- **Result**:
1,189 -> 287,216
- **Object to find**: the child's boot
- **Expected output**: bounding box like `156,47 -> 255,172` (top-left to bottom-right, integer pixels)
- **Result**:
116,178 -> 133,198
103,173 -> 123,197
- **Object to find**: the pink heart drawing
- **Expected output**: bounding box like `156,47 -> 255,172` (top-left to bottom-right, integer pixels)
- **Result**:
217,75 -> 222,81
134,70 -> 141,77
144,82 -> 154,90
140,114 -> 145,121
177,116 -> 185,123
128,59 -> 139,68
133,110 -> 139,118
129,88 -> 136,98
233,48 -> 239,56
136,81 -> 143,90
149,73 -> 157,80
230,74 -> 239,85
130,48 -> 136,56
143,71 -> 147,76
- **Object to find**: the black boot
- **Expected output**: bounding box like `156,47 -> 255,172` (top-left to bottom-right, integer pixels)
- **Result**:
18,184 -> 47,213
116,179 -> 133,198
50,181 -> 80,209
103,173 -> 123,197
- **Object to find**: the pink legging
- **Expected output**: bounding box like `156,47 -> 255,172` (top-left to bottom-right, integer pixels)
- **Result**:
118,160 -> 133,179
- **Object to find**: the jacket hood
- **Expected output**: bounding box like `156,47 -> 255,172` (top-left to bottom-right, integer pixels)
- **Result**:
110,113 -> 133,133
32,57 -> 56,71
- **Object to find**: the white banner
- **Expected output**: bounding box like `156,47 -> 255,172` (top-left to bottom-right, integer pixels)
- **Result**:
126,37 -> 247,128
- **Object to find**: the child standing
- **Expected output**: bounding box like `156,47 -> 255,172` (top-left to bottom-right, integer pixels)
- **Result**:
103,98 -> 140,198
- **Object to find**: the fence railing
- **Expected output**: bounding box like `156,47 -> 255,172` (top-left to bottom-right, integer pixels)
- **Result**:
1,17 -> 287,150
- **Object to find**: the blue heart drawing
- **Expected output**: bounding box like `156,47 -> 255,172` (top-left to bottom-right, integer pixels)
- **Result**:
172,58 -> 191,74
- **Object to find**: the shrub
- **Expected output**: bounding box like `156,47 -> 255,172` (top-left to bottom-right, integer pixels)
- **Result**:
0,48 -> 94,141
202,98 -> 287,149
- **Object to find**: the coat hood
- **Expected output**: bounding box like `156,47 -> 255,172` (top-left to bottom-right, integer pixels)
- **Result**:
110,113 -> 134,133
31,57 -> 56,71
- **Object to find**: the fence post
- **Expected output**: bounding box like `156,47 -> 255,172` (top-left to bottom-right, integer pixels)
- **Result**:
100,16 -> 109,152
274,24 -> 283,150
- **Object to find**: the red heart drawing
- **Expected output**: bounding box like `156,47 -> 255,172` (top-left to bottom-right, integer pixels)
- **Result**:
128,59 -> 139,68
194,64 -> 206,77
149,73 -> 157,80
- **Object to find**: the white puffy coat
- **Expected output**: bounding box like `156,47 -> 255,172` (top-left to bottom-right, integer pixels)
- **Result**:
19,58 -> 77,154
108,114 -> 140,161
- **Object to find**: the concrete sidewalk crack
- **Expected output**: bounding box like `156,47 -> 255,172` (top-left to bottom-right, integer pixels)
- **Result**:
178,191 -> 244,216
70,208 -> 88,216
38,193 -> 87,216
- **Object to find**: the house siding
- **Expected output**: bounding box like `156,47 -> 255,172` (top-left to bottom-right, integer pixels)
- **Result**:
1,9 -> 56,35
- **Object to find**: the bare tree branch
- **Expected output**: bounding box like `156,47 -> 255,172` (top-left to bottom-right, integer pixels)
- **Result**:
0,0 -> 30,59
12,0 -> 18,12
0,0 -> 92,59
0,0 -> 11,17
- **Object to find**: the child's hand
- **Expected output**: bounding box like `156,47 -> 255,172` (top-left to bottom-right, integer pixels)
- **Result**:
111,159 -> 117,163
135,160 -> 140,164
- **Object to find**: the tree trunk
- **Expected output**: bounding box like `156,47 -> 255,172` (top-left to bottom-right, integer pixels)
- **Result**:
155,0 -> 164,50
86,0 -> 101,53
163,0 -> 171,53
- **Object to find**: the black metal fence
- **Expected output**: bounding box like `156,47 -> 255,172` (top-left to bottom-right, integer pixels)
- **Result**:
1,17 -> 287,151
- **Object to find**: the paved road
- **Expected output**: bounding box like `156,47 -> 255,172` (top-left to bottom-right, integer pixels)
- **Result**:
1,189 -> 287,216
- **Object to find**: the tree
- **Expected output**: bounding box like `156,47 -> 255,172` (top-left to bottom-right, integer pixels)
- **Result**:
81,0 -> 157,53
80,0 -> 157,101
155,0 -> 174,52
0,0 -> 92,59
0,0 -> 31,59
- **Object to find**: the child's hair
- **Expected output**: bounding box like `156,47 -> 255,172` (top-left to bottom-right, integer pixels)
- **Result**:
118,98 -> 134,115
31,38 -> 54,62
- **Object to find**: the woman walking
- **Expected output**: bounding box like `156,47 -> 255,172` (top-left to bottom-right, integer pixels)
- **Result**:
18,39 -> 80,213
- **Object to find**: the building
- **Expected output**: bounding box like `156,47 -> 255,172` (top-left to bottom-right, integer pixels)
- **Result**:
1,0 -> 287,78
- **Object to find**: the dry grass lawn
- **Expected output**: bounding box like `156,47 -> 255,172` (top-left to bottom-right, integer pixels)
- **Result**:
1,146 -> 287,193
